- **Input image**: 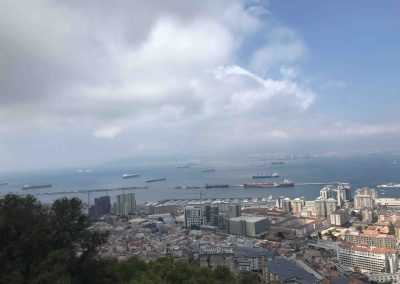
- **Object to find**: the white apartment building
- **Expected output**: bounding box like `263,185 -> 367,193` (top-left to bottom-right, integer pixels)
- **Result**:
337,243 -> 398,274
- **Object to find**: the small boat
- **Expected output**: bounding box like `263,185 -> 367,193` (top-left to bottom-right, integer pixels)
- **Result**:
23,184 -> 52,190
145,178 -> 167,183
253,172 -> 279,179
122,173 -> 140,179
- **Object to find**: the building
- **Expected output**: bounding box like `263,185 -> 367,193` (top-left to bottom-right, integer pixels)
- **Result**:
115,193 -> 136,216
268,257 -> 320,283
354,187 -> 376,210
89,195 -> 111,219
153,204 -> 178,216
344,231 -> 397,249
292,198 -> 303,215
228,216 -> 268,237
184,205 -> 206,228
362,208 -> 374,222
205,205 -> 219,225
233,246 -> 275,282
369,272 -> 400,283
314,197 -> 337,219
326,198 -> 337,216
330,209 -> 350,226
301,201 -> 316,217
281,198 -> 291,214
320,183 -> 352,206
337,243 -> 398,274
228,204 -> 241,218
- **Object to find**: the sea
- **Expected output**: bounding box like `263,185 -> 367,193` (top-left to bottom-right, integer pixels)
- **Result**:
1,154 -> 400,205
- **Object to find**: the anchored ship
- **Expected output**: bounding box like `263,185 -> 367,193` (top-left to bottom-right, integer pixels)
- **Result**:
205,183 -> 229,189
23,184 -> 52,190
0,182 -> 8,186
145,178 -> 167,183
243,179 -> 294,188
122,173 -> 140,179
253,172 -> 279,179
202,169 -> 215,172
272,161 -> 285,165
377,183 -> 400,188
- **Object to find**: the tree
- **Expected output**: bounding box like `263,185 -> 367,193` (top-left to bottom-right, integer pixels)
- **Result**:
237,271 -> 262,284
0,194 -> 108,283
317,232 -> 322,239
389,223 -> 396,235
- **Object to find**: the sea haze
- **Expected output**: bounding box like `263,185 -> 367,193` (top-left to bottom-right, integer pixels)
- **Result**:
1,154 -> 399,204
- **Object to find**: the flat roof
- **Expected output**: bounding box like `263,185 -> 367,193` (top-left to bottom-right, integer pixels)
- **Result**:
229,216 -> 267,222
268,257 -> 318,283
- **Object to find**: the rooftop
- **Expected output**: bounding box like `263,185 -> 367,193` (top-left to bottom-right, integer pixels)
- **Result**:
268,257 -> 318,283
229,216 -> 267,223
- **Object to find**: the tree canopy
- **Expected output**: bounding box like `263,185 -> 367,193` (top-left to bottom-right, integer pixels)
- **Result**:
0,194 -> 262,284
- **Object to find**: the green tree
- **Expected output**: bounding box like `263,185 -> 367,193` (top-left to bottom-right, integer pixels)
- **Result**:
237,271 -> 262,284
389,223 -> 396,235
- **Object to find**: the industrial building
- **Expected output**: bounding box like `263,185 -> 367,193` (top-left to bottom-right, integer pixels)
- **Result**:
228,216 -> 268,237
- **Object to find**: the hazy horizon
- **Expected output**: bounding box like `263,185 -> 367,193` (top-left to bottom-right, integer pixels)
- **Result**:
1,1 -> 399,172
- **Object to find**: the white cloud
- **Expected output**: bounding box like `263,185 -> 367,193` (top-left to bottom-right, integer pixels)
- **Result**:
3,0 -> 394,169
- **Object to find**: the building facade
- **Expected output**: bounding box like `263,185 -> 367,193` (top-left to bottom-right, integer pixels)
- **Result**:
115,193 -> 136,216
337,243 -> 398,274
184,206 -> 206,228
228,216 -> 268,237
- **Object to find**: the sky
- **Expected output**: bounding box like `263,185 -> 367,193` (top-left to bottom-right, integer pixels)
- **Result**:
0,0 -> 399,171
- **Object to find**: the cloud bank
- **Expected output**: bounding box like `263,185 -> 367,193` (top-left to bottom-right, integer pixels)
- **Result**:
0,0 -> 397,169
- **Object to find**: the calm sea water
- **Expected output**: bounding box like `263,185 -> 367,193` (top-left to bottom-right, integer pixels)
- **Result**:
1,154 -> 400,204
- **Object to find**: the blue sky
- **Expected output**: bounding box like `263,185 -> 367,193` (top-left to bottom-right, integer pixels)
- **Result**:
269,0 -> 400,119
0,0 -> 399,171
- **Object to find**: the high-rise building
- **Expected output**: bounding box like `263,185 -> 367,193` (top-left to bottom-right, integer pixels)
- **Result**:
354,188 -> 376,210
228,204 -> 241,218
326,198 -> 337,216
330,209 -> 349,226
184,205 -> 206,228
320,183 -> 351,206
89,195 -> 111,219
205,205 -> 219,226
115,193 -> 136,216
281,198 -> 291,214
315,197 -> 327,219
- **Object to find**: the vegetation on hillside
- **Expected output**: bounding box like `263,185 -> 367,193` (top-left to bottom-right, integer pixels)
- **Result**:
0,194 -> 262,284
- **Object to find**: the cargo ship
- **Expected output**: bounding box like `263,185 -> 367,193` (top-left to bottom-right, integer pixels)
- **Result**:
202,169 -> 215,173
0,182 -> 8,186
23,184 -> 52,190
272,161 -> 285,165
243,179 -> 294,188
122,173 -> 140,179
205,183 -> 229,189
253,172 -> 279,179
145,178 -> 167,183
377,183 -> 400,188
